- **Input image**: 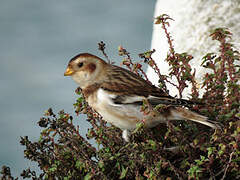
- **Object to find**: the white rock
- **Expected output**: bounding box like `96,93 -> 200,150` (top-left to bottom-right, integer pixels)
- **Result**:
147,0 -> 240,98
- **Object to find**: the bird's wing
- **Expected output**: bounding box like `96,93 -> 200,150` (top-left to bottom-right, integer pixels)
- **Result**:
103,65 -> 168,96
99,65 -> 199,107
147,96 -> 199,106
107,93 -> 197,107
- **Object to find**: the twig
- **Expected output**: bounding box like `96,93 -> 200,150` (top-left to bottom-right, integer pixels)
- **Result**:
220,151 -> 234,180
119,46 -> 152,84
98,41 -> 111,64
155,14 -> 175,58
138,68 -> 152,84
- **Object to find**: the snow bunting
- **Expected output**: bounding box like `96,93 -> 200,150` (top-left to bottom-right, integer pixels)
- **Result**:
64,53 -> 219,142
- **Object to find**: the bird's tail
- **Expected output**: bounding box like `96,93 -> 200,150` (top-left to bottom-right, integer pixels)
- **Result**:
169,107 -> 220,129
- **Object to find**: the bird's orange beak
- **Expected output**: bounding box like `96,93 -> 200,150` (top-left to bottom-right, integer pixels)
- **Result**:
64,67 -> 74,76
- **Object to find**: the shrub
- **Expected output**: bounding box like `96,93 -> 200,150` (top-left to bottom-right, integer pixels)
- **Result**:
1,14 -> 239,180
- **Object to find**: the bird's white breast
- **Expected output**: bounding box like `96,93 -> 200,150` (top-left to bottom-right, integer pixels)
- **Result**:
87,88 -> 144,130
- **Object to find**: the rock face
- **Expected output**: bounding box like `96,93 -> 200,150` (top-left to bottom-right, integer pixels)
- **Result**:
147,0 -> 240,97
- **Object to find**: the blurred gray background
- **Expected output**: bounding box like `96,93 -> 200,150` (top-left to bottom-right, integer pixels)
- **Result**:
0,0 -> 155,176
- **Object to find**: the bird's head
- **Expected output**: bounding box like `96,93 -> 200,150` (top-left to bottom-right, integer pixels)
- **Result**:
64,53 -> 107,89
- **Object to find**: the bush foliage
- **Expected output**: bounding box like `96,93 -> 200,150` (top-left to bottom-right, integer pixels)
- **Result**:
1,14 -> 240,180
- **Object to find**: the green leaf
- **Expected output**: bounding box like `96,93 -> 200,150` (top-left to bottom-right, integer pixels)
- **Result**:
84,173 -> 92,180
119,166 -> 128,179
147,140 -> 157,151
207,147 -> 215,157
98,160 -> 104,169
187,165 -> 203,179
49,164 -> 57,172
75,160 -> 84,170
133,122 -> 144,134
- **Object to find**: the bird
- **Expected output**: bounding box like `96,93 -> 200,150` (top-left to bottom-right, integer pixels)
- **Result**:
64,53 -> 219,142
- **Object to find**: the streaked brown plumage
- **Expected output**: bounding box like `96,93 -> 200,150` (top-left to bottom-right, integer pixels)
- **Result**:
64,53 -> 219,142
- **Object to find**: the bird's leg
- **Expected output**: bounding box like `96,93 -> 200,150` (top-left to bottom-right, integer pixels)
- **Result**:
122,129 -> 130,142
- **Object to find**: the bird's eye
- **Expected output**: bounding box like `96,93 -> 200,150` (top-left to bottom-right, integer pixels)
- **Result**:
78,62 -> 83,68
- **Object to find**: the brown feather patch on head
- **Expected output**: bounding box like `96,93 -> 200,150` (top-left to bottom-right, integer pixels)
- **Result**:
87,63 -> 96,73
69,53 -> 107,64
